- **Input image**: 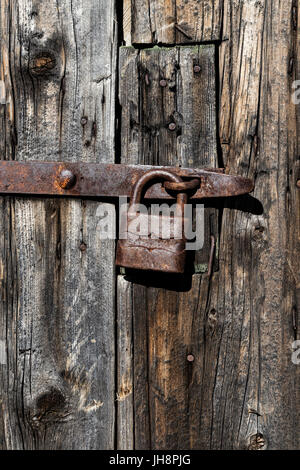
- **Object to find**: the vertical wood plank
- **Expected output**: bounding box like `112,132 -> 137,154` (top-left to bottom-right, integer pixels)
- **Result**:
118,45 -> 218,449
0,0 -> 298,452
119,46 -> 217,167
128,0 -> 223,45
118,0 -> 300,450
117,276 -> 134,450
119,45 -> 218,270
212,0 -> 300,449
0,0 -> 117,449
123,0 -> 132,46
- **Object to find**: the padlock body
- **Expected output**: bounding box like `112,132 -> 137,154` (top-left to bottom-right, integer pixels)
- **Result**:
116,213 -> 187,273
116,237 -> 186,273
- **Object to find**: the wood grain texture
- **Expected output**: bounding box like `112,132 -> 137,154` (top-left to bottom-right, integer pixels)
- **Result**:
294,4 -> 300,437
119,45 -> 217,165
117,1 -> 300,450
117,45 -> 218,449
0,0 -> 117,449
213,0 -> 300,449
123,0 -> 132,46
119,45 -> 218,271
128,0 -> 223,45
0,0 -> 299,452
117,276 -> 134,450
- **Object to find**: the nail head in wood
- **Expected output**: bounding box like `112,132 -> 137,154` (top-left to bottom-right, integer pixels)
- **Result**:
160,79 -> 167,87
168,122 -> 176,131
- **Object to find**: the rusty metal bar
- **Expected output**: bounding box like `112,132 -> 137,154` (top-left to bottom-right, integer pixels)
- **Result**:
0,161 -> 254,200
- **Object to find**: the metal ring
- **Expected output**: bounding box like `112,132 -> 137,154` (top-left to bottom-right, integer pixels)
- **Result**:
163,178 -> 200,192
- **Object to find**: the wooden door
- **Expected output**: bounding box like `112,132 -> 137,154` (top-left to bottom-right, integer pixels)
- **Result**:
0,0 -> 299,450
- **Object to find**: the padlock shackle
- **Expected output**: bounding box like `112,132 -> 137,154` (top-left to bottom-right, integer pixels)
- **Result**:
129,170 -> 188,217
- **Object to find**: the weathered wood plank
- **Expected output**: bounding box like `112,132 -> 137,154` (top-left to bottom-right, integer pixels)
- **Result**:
294,4 -> 300,444
1,0 -> 298,452
123,0 -> 132,46
128,0 -> 223,45
118,0 -> 300,450
117,272 -> 223,449
119,45 -> 217,165
119,45 -> 218,271
117,276 -> 134,450
211,0 -> 300,449
0,0 -> 117,449
117,44 -> 218,449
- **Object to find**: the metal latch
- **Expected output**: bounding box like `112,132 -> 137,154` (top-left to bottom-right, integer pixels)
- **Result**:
0,161 -> 254,273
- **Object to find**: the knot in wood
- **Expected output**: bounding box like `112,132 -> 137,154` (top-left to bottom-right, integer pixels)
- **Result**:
208,308 -> 217,330
36,388 -> 66,412
248,433 -> 266,450
30,387 -> 68,428
29,53 -> 56,76
80,242 -> 87,252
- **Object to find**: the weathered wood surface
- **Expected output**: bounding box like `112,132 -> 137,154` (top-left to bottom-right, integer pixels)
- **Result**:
117,45 -> 219,449
126,0 -> 223,45
215,0 -> 299,449
118,45 -> 218,272
116,277 -> 135,450
0,0 -> 299,451
119,46 -> 217,167
118,1 -> 300,450
0,0 -> 116,449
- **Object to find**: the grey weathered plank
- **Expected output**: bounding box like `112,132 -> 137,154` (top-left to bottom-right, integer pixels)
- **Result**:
123,0 -> 132,45
212,0 -> 300,450
128,0 -> 223,45
0,0 -> 116,449
117,45 -> 218,449
119,45 -> 218,271
118,0 -> 300,451
117,276 -> 134,450
1,0 -> 299,452
119,45 -> 217,165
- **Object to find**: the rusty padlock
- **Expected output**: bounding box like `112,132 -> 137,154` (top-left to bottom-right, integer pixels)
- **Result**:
116,170 -> 189,273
